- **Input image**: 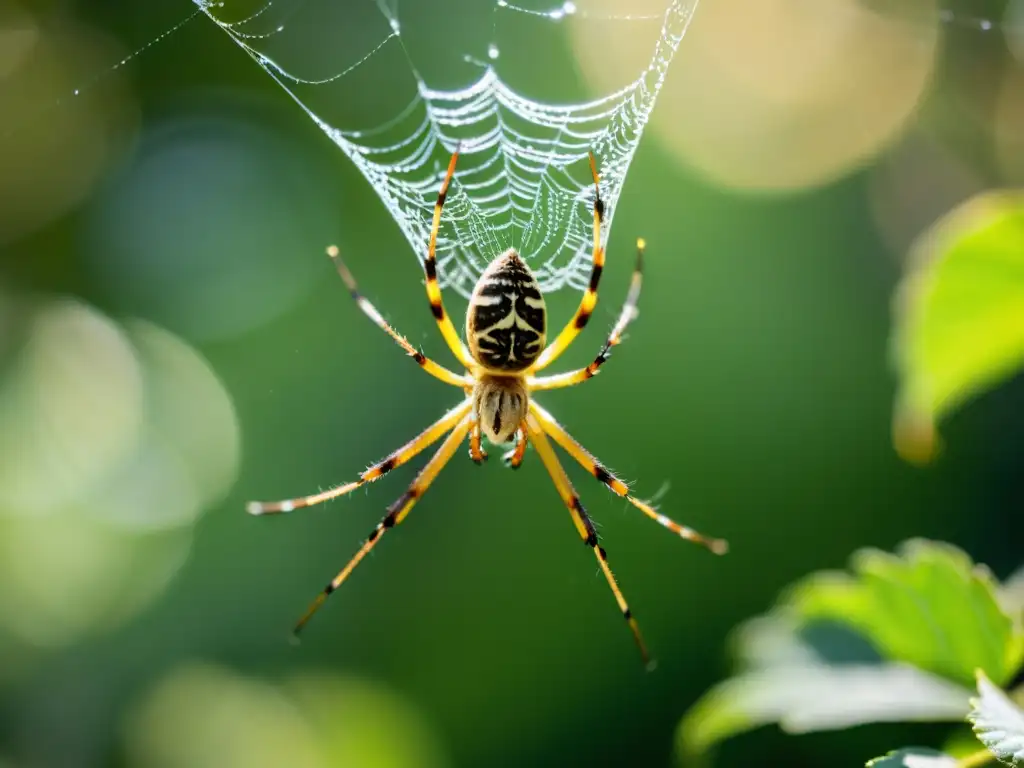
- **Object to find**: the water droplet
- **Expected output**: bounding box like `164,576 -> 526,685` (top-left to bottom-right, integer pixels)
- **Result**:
563,1 -> 577,14
488,44 -> 499,59
550,9 -> 564,20
73,89 -> 80,96
390,17 -> 400,33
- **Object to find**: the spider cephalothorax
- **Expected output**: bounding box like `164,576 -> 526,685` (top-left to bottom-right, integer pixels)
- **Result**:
248,151 -> 727,667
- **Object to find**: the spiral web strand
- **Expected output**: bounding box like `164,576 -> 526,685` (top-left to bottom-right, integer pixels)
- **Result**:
195,0 -> 699,297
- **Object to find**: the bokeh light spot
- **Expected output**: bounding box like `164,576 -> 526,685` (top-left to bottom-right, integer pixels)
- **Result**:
0,296 -> 239,647
867,131 -> 984,261
121,319 -> 241,526
0,9 -> 137,244
0,513 -> 191,648
0,3 -> 37,79
0,297 -> 144,514
123,664 -> 452,768
287,674 -> 451,768
572,0 -> 940,192
86,114 -> 336,342
124,663 -> 324,768
994,63 -> 1024,183
1005,0 -> 1024,63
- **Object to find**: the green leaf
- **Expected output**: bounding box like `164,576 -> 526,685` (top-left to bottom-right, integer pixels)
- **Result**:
891,191 -> 1024,464
680,662 -> 971,757
788,539 -> 1024,687
679,539 -> 1024,758
968,670 -> 1024,766
942,724 -> 994,761
866,748 -> 957,767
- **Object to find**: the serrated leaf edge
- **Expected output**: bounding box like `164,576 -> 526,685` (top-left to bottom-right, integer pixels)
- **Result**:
865,747 -> 957,767
967,669 -> 1024,767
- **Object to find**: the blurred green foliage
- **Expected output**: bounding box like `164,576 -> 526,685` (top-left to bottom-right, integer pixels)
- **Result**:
892,192 -> 1024,465
679,539 -> 1024,766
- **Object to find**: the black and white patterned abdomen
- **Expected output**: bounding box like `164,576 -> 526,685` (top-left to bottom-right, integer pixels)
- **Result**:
466,249 -> 547,372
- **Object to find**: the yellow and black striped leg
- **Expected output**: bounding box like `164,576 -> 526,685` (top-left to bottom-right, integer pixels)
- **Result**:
327,246 -> 469,388
529,238 -> 645,392
501,426 -> 527,469
425,151 -> 475,369
524,412 -> 654,669
246,400 -> 472,515
531,152 -> 606,372
292,412 -> 474,637
469,420 -> 488,464
529,401 -> 728,555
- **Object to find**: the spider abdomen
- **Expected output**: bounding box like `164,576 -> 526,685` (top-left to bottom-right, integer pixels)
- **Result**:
466,249 -> 547,372
473,374 -> 528,444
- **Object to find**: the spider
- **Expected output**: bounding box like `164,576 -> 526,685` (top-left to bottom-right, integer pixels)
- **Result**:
247,150 -> 728,667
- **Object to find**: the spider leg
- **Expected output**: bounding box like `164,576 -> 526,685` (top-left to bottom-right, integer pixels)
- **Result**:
426,150 -> 476,369
524,412 -> 653,668
293,412 -> 474,636
529,401 -> 728,555
246,399 -> 472,515
529,238 -> 645,391
531,152 -> 606,372
469,420 -> 488,464
501,425 -> 528,469
327,246 -> 469,388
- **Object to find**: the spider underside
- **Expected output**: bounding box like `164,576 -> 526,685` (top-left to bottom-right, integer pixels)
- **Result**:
248,151 -> 728,667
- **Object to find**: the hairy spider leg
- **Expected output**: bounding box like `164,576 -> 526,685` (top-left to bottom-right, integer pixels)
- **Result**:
531,152 -> 606,372
529,401 -> 728,555
524,412 -> 653,668
327,246 -> 468,388
246,400 -> 472,515
530,238 -> 646,391
469,419 -> 488,464
293,412 -> 475,636
502,425 -> 528,468
426,150 -> 475,369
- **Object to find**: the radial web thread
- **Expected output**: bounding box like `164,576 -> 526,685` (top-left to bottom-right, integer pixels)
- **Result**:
197,0 -> 698,297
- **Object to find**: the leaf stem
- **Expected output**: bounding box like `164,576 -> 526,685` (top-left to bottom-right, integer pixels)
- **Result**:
957,747 -> 996,768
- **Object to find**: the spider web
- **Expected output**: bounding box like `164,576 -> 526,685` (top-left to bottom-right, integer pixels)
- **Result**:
195,0 -> 699,298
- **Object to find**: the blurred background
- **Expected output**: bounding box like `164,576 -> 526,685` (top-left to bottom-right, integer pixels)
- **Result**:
1,0 -> 1023,766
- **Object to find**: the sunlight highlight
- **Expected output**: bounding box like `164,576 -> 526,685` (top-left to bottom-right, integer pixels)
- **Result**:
574,0 -> 940,192
0,297 -> 240,647
123,664 -> 452,768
